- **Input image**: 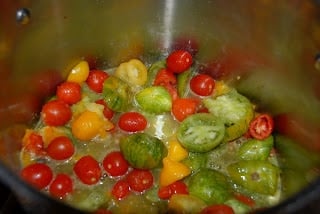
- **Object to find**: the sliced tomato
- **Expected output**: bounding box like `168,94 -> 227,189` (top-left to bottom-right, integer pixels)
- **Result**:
95,99 -> 114,120
172,98 -> 199,122
200,204 -> 235,214
158,180 -> 188,200
249,113 -> 274,140
23,132 -> 45,155
154,68 -> 177,86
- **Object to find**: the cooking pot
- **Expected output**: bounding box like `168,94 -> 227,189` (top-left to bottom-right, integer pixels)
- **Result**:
1,0 -> 320,213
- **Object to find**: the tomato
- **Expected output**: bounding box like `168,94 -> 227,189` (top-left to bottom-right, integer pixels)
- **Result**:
234,193 -> 255,208
95,99 -> 114,120
200,204 -> 235,214
20,163 -> 53,189
158,180 -> 188,199
49,174 -> 73,198
115,59 -> 148,86
111,179 -> 130,200
46,136 -> 75,160
118,112 -> 147,132
24,132 -> 45,155
126,169 -> 153,192
166,50 -> 193,73
73,155 -> 102,185
103,151 -> 129,177
154,68 -> 177,86
249,114 -> 274,140
41,100 -> 72,126
190,74 -> 215,96
86,70 -> 109,93
172,98 -> 199,122
67,61 -> 90,84
56,81 -> 82,104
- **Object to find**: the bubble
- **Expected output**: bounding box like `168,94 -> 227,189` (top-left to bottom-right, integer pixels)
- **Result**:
16,8 -> 31,25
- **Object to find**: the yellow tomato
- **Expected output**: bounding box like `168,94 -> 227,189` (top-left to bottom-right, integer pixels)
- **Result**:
167,140 -> 188,162
114,59 -> 147,86
67,60 -> 90,83
213,80 -> 230,97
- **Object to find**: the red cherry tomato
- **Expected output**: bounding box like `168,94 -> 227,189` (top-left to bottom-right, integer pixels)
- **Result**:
166,50 -> 193,73
24,132 -> 45,155
126,169 -> 153,192
190,74 -> 215,96
95,99 -> 114,120
154,68 -> 177,86
74,155 -> 102,185
158,180 -> 188,199
103,151 -> 129,177
86,70 -> 109,93
46,136 -> 75,160
49,173 -> 73,198
234,193 -> 255,208
118,112 -> 148,132
56,81 -> 82,104
249,114 -> 274,140
41,100 -> 72,126
172,98 -> 199,122
111,179 -> 130,200
20,163 -> 53,189
200,204 -> 235,214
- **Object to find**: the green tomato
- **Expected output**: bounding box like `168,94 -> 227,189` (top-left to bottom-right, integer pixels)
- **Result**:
188,168 -> 231,204
102,76 -> 129,112
177,113 -> 225,153
182,152 -> 208,172
135,86 -> 172,114
146,60 -> 166,86
177,68 -> 192,98
227,160 -> 280,195
237,136 -> 274,161
120,133 -> 167,169
203,89 -> 254,141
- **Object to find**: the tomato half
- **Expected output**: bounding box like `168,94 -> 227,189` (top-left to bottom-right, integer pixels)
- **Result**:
46,136 -> 75,160
20,163 -> 53,189
249,114 -> 274,140
190,74 -> 215,96
172,98 -> 199,122
41,100 -> 72,126
118,112 -> 148,132
95,99 -> 114,120
86,70 -> 109,93
166,50 -> 193,73
56,81 -> 82,104
158,180 -> 188,199
49,174 -> 73,198
154,68 -> 177,86
73,155 -> 101,185
126,169 -> 153,192
111,179 -> 130,200
200,204 -> 235,214
24,132 -> 45,155
102,151 -> 129,177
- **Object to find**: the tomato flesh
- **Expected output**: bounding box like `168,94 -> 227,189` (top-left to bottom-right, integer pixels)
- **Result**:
158,180 -> 188,199
249,114 -> 274,140
172,98 -> 199,122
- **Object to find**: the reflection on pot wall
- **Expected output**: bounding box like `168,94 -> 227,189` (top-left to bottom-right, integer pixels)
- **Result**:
0,0 -> 320,213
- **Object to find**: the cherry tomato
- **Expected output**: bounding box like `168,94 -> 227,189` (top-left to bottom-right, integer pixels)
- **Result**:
234,193 -> 255,208
49,174 -> 73,198
86,70 -> 109,93
190,74 -> 215,96
158,180 -> 188,199
126,169 -> 153,192
249,114 -> 274,140
103,151 -> 129,177
95,99 -> 114,120
20,163 -> 53,189
41,100 -> 72,126
46,136 -> 75,160
172,98 -> 199,122
74,155 -> 101,185
56,81 -> 82,105
154,68 -> 177,86
200,204 -> 235,214
24,132 -> 45,155
118,112 -> 147,132
166,50 -> 193,73
111,179 -> 130,200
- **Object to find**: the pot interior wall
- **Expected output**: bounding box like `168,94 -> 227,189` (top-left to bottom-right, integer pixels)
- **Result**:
1,0 -> 320,213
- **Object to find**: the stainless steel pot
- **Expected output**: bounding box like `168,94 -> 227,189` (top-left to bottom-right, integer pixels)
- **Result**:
1,0 -> 320,213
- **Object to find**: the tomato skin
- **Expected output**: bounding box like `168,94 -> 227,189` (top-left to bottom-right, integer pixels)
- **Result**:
20,163 -> 53,189
56,81 -> 82,104
86,70 -> 109,93
126,169 -> 153,192
46,136 -> 75,160
118,112 -> 148,132
190,74 -> 215,96
200,204 -> 235,214
41,100 -> 72,126
103,151 -> 129,177
154,68 -> 177,86
73,155 -> 102,185
24,132 -> 46,155
95,99 -> 114,120
111,179 -> 131,200
172,98 -> 199,122
249,114 -> 274,140
49,174 -> 73,198
158,180 -> 188,199
166,50 -> 193,73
